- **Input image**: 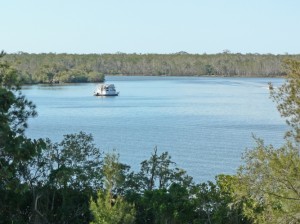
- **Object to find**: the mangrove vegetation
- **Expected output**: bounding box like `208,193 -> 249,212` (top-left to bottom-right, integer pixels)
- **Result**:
3,52 -> 300,84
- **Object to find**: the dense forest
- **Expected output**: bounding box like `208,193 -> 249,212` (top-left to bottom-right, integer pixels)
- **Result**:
1,52 -> 300,224
4,52 -> 300,84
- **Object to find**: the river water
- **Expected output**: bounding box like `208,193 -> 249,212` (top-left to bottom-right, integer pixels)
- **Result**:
23,76 -> 287,183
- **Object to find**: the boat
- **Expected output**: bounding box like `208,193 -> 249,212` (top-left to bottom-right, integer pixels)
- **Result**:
94,84 -> 119,96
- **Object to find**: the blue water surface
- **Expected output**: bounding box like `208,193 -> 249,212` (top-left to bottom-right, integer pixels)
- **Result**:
23,76 -> 287,183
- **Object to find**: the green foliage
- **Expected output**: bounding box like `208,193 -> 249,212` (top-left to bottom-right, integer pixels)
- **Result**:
0,52 -> 46,223
125,148 -> 197,224
131,147 -> 193,192
87,71 -> 105,82
270,59 -> 300,142
215,174 -> 250,224
59,69 -> 88,83
24,132 -> 103,223
0,63 -> 20,89
45,132 -> 102,190
0,128 -> 103,223
101,152 -> 130,192
137,184 -> 195,224
190,177 -> 249,224
6,52 -> 300,83
90,190 -> 136,224
233,139 -> 300,223
90,153 -> 136,224
5,53 -> 105,84
231,59 -> 300,224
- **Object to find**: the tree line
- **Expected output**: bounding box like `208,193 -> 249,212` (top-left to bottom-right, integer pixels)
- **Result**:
1,51 -> 300,223
4,52 -> 300,84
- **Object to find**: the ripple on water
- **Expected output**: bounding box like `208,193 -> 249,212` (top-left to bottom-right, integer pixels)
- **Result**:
25,76 -> 286,183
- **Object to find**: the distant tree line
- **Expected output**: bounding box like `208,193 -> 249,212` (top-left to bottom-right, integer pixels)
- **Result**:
4,53 -> 106,84
4,52 -> 300,84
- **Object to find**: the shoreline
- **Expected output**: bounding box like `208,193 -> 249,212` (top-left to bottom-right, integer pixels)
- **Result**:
20,74 -> 285,85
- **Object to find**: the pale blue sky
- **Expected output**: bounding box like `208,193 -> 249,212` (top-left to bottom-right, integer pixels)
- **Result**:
1,0 -> 300,54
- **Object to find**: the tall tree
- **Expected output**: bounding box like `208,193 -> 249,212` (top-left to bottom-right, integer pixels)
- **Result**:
90,152 -> 136,224
0,51 -> 45,223
270,59 -> 300,142
23,132 -> 103,223
233,60 -> 300,223
234,139 -> 300,223
135,147 -> 193,192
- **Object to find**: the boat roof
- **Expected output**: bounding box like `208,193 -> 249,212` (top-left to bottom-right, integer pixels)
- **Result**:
100,84 -> 115,87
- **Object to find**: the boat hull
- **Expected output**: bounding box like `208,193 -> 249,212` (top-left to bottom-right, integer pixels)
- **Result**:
94,84 -> 119,96
94,92 -> 119,96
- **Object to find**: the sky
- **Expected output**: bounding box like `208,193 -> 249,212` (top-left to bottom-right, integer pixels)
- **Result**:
1,0 -> 300,54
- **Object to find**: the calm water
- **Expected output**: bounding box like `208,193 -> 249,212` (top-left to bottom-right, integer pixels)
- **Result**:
23,76 -> 286,183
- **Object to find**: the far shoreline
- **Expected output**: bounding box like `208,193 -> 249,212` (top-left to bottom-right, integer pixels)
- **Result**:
20,74 -> 285,86
6,53 -> 295,83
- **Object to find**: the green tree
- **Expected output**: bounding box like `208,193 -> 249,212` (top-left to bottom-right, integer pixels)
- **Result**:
90,153 -> 136,224
214,174 -> 250,224
28,132 -> 103,223
45,132 -> 102,190
133,147 -> 193,192
0,51 -> 45,223
270,59 -> 300,142
87,71 -> 105,82
8,131 -> 104,223
38,64 -> 60,83
233,139 -> 300,223
192,181 -> 219,224
232,60 -> 300,223
136,183 -> 195,224
6,52 -> 299,82
124,148 -> 195,224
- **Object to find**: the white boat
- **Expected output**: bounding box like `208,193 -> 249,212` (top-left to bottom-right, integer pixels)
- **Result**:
94,84 -> 119,96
